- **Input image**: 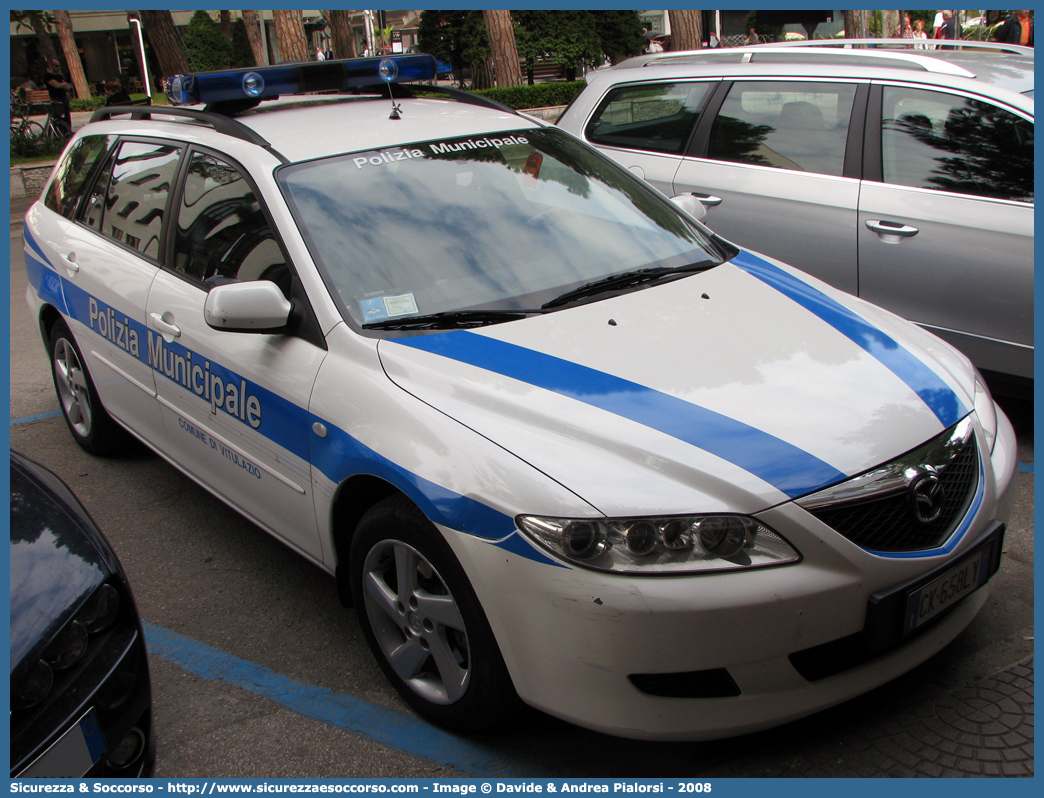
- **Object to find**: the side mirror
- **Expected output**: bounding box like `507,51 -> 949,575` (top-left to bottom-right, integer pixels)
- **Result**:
670,193 -> 708,222
204,281 -> 292,333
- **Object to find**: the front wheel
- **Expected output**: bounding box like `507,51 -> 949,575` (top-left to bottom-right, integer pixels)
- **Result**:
350,495 -> 519,731
49,319 -> 129,455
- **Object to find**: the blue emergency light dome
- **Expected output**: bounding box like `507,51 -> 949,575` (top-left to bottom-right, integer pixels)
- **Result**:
166,54 -> 438,106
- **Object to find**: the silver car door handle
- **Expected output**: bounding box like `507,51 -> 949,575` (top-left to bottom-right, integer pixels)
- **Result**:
865,220 -> 919,241
149,313 -> 181,338
691,192 -> 723,207
60,252 -> 79,273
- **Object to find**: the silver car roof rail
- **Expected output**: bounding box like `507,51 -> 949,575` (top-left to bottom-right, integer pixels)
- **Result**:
731,39 -> 1033,56
632,39 -> 1032,79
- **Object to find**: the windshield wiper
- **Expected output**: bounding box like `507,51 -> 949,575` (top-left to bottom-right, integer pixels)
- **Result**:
362,309 -> 541,330
541,261 -> 717,310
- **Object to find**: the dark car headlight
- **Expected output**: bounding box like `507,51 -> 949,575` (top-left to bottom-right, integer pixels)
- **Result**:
517,513 -> 800,574
11,582 -> 122,712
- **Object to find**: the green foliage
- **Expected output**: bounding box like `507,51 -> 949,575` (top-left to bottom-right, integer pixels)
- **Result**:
589,10 -> 646,63
418,10 -> 482,86
69,96 -> 105,112
183,10 -> 232,72
10,130 -> 67,162
230,19 -> 255,68
474,81 -> 586,110
514,10 -> 602,73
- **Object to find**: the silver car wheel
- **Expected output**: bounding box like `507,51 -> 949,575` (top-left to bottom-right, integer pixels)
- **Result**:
360,539 -> 471,705
53,337 -> 93,438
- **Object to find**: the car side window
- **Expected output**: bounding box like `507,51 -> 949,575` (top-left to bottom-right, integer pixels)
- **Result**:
585,82 -> 711,155
81,140 -> 182,260
881,87 -> 1033,203
707,81 -> 857,176
44,134 -> 116,220
172,151 -> 291,297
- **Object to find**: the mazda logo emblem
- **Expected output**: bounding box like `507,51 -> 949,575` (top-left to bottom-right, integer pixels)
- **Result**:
909,472 -> 946,524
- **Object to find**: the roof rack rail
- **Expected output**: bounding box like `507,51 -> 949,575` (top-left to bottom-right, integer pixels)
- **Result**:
388,83 -> 517,115
89,105 -> 274,147
738,38 -> 1034,56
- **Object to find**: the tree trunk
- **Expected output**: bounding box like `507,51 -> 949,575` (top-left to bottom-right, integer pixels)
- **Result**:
325,10 -> 357,59
844,10 -> 865,40
30,15 -> 60,66
482,10 -> 522,87
53,10 -> 90,99
241,10 -> 267,66
138,10 -> 189,82
470,58 -> 494,91
220,10 -> 232,39
882,10 -> 900,39
273,10 -> 309,63
668,10 -> 703,51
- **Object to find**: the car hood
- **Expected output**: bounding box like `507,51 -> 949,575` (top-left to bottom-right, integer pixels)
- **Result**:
378,250 -> 975,517
9,455 -> 113,672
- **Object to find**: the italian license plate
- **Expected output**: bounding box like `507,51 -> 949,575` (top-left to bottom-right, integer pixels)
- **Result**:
19,708 -> 107,777
903,547 -> 990,634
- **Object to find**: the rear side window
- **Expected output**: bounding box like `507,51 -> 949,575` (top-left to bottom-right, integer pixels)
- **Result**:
585,82 -> 711,155
707,81 -> 857,176
44,134 -> 115,220
881,87 -> 1033,203
173,151 -> 290,296
82,140 -> 182,260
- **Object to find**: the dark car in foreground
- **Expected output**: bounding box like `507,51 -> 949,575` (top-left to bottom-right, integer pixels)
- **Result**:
9,452 -> 154,777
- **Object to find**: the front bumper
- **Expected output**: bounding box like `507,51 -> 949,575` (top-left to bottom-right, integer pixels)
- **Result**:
446,410 -> 1018,740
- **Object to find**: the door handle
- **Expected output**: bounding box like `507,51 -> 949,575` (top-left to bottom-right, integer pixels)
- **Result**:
865,220 -> 919,244
60,252 -> 79,273
690,192 -> 723,207
149,312 -> 181,338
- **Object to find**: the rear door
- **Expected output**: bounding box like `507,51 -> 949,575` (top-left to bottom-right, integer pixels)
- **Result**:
29,137 -> 179,440
858,83 -> 1033,378
673,79 -> 866,295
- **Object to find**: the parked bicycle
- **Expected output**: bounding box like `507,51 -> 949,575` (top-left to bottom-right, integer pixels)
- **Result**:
10,100 -> 44,143
40,100 -> 72,145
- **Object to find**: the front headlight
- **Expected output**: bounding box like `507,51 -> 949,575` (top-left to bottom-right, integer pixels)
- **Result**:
516,514 -> 800,574
973,371 -> 998,453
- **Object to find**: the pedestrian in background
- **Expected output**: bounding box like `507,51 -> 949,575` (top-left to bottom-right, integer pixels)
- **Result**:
43,58 -> 72,133
995,10 -> 1033,47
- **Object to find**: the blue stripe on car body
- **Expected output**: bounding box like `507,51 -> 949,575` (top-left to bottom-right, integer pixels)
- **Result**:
731,251 -> 966,428
392,331 -> 849,500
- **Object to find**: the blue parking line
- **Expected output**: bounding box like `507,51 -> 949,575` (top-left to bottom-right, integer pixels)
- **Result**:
1018,461 -> 1034,474
143,622 -> 543,777
10,410 -> 63,425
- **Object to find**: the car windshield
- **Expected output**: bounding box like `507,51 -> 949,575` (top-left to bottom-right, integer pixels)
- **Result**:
277,127 -> 724,329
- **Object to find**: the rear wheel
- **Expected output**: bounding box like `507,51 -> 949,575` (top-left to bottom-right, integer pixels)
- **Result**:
49,319 -> 129,455
351,495 -> 519,731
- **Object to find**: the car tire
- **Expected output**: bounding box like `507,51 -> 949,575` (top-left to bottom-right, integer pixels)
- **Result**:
350,494 -> 519,731
49,319 -> 129,455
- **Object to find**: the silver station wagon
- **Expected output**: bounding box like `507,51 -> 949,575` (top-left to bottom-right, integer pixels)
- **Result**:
558,41 -> 1034,386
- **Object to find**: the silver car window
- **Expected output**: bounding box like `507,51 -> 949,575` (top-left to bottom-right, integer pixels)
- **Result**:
707,81 -> 857,177
585,82 -> 712,155
880,86 -> 1033,203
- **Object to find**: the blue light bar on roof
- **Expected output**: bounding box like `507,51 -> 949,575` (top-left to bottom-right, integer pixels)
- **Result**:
166,55 -> 438,106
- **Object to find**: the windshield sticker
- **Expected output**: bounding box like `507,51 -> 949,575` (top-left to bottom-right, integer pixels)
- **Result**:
428,134 -> 529,154
358,293 -> 418,322
353,149 -> 425,169
351,135 -> 531,171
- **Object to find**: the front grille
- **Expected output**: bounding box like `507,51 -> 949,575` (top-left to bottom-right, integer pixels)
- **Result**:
798,418 -> 979,553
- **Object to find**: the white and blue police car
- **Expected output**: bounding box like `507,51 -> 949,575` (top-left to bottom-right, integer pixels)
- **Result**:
23,55 -> 1018,740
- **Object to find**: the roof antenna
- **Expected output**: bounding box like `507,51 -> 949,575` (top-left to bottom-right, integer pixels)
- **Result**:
379,59 -> 402,120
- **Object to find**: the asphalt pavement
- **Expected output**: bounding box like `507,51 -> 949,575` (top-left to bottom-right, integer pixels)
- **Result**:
8,190 -> 1034,778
